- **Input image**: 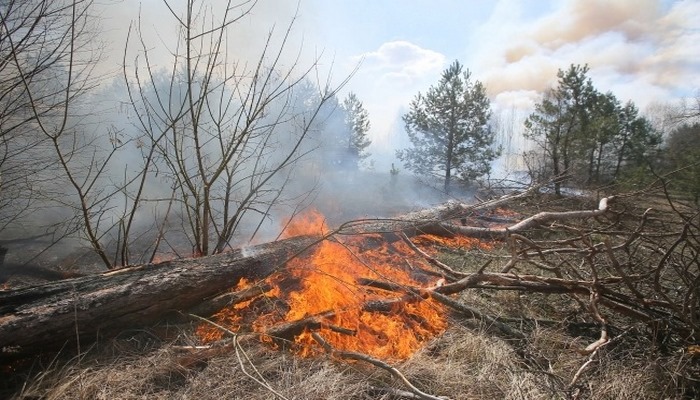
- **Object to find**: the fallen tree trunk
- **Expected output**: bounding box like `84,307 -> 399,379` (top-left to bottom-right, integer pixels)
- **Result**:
334,187 -> 540,238
0,235 -> 321,358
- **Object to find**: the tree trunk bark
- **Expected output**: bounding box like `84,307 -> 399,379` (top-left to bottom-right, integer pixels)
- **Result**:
0,235 -> 320,358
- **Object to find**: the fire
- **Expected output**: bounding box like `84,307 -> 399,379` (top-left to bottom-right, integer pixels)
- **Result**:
280,208 -> 328,238
413,233 -> 494,251
197,209 -> 466,361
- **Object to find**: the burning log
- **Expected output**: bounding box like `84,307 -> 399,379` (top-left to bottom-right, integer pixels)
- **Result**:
188,282 -> 274,318
0,235 -> 321,358
2,194 -> 505,361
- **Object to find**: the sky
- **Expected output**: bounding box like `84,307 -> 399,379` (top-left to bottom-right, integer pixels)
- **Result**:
100,0 -> 700,170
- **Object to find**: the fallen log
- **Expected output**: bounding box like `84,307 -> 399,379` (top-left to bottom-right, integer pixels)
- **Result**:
0,235 -> 321,359
334,187 -> 540,238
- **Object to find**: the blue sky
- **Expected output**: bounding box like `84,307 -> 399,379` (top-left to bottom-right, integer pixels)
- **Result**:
104,0 -> 699,169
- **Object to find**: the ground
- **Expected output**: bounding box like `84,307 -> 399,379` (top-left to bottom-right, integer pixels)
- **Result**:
1,190 -> 699,399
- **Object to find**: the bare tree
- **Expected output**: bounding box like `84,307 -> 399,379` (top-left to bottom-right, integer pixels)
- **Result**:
0,0 -> 113,271
125,0 -> 351,257
0,0 -> 87,232
674,90 -> 700,124
1,0 -> 351,270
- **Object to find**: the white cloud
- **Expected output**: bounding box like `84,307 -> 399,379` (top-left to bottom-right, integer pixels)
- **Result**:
357,41 -> 446,86
345,41 -> 447,161
280,39 -> 447,160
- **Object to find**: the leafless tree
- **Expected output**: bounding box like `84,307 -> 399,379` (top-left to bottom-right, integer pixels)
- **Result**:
674,91 -> 700,124
124,0 -> 352,257
1,0 -> 351,270
0,0 -> 86,232
0,0 -> 111,269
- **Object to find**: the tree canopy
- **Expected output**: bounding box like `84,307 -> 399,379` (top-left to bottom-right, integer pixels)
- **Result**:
397,60 -> 498,193
524,64 -> 660,194
664,123 -> 700,203
342,92 -> 371,168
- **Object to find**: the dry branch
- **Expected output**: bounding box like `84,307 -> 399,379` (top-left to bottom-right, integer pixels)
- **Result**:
400,232 -> 467,280
437,196 -> 614,239
334,187 -> 541,238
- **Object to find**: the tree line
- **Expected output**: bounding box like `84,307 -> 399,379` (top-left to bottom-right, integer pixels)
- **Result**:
396,62 -> 698,201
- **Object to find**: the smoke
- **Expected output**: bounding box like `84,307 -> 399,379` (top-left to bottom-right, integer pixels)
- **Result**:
95,0 -> 306,78
472,0 -> 700,111
10,0 -> 695,272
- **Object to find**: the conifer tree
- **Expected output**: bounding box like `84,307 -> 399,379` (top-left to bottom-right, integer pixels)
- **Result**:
342,92 -> 371,168
396,60 -> 497,193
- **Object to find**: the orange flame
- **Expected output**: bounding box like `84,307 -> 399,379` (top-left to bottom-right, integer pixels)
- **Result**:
198,209 -> 470,360
280,208 -> 328,238
413,234 -> 494,251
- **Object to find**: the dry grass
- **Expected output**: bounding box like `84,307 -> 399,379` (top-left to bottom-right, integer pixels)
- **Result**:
9,321 -> 692,399
14,339 -> 374,400
400,326 -> 551,399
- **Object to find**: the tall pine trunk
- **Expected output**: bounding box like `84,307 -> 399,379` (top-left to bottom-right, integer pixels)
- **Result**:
445,127 -> 455,194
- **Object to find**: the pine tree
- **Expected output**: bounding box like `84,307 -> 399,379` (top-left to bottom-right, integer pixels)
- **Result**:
342,92 -> 371,168
664,123 -> 700,203
525,65 -> 660,192
524,64 -> 597,194
396,60 -> 497,193
612,101 -> 660,180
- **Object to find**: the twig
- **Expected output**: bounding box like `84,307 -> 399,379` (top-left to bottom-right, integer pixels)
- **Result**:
402,232 -> 467,280
580,290 -> 609,355
190,314 -> 290,400
569,346 -> 602,388
369,386 -> 425,399
311,332 -> 451,400
233,335 -> 290,400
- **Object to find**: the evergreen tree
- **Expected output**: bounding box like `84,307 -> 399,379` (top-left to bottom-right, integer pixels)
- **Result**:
612,101 -> 660,180
396,60 -> 497,193
586,91 -> 620,183
525,65 -> 661,192
664,123 -> 700,203
342,92 -> 371,168
524,64 -> 597,194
